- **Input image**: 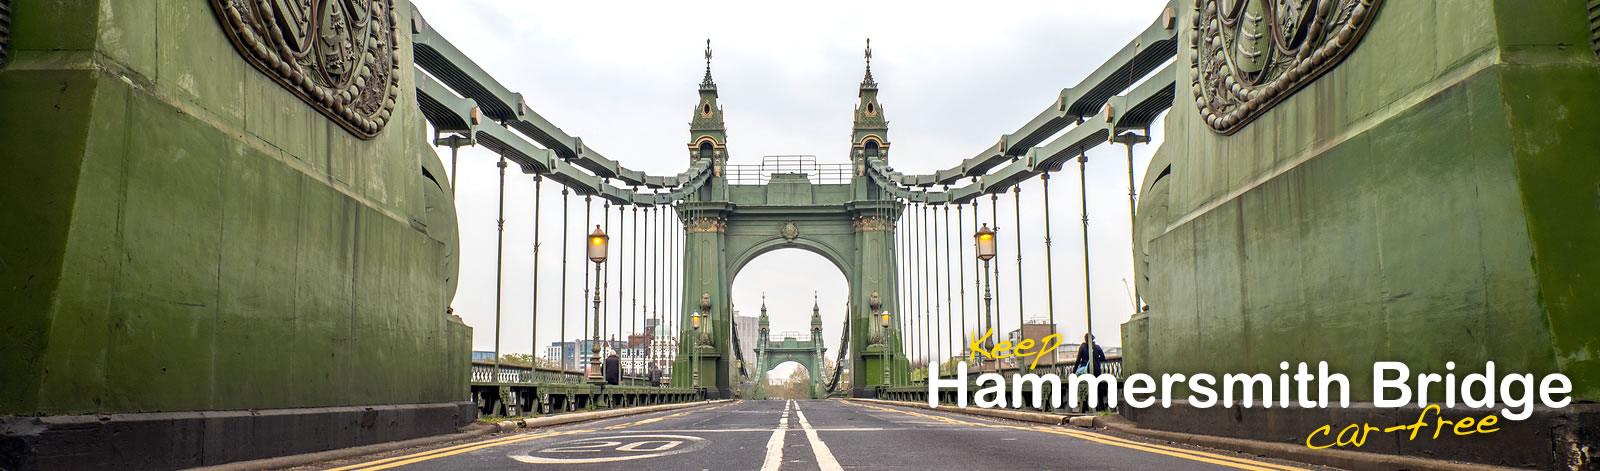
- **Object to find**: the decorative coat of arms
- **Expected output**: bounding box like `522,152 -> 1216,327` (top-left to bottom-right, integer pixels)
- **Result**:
209,0 -> 401,139
780,221 -> 799,241
1191,0 -> 1381,135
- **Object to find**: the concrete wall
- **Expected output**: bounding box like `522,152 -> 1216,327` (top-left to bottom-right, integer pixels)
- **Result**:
0,0 -> 469,417
1129,0 -> 1600,403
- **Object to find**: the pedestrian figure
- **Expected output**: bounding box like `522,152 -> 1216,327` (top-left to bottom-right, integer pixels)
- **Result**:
1073,333 -> 1108,412
604,342 -> 622,385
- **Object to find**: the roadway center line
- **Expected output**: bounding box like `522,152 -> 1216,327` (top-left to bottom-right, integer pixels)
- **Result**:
759,400 -> 792,471
793,405 -> 843,471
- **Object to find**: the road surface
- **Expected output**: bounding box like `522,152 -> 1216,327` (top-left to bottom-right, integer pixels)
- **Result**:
310,400 -> 1324,470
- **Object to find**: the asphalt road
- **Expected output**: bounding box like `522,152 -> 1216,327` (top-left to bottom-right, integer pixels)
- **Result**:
310,400 -> 1324,470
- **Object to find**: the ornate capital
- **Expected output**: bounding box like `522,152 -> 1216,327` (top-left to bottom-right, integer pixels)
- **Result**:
687,217 -> 726,233
1191,0 -> 1381,135
209,0 -> 401,139
852,215 -> 891,232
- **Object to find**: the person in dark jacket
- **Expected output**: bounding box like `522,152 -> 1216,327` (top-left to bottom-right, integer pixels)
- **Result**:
603,345 -> 621,385
1073,333 -> 1107,375
1073,333 -> 1108,412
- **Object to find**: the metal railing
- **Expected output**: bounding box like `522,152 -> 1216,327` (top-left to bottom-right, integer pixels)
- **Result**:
725,155 -> 852,185
470,362 -> 655,385
768,331 -> 813,344
961,355 -> 1124,379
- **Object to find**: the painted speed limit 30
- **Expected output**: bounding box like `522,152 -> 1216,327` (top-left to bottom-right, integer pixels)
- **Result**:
325,400 -> 1316,470
508,434 -> 710,464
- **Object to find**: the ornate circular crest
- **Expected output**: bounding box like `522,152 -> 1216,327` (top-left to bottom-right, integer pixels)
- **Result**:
780,221 -> 800,241
1192,0 -> 1381,135
209,0 -> 401,139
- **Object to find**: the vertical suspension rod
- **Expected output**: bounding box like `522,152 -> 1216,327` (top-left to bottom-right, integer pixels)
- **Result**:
1124,139 -> 1141,308
915,198 -> 928,368
492,156 -> 507,383
561,189 -> 572,377
942,202 -> 954,375
1042,174 -> 1057,362
931,198 -> 943,369
1079,154 -> 1095,376
920,201 -> 932,370
531,176 -> 542,374
615,203 -> 626,355
957,202 -> 968,361
631,204 -> 640,381
1014,185 -> 1026,371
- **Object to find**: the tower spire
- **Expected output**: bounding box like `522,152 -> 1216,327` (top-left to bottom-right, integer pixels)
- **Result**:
701,39 -> 717,90
861,38 -> 877,90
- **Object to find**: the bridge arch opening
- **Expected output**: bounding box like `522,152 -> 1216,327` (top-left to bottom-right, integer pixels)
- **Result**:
762,360 -> 817,399
730,248 -> 846,397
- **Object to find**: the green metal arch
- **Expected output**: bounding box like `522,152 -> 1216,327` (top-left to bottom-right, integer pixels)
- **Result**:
728,236 -> 853,282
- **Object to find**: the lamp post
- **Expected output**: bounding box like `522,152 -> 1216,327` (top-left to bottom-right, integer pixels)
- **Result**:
691,307 -> 704,392
974,223 -> 997,372
881,310 -> 893,386
586,226 -> 609,385
869,291 -> 891,388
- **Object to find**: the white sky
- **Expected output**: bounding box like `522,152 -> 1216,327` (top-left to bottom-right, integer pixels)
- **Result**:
413,0 -> 1173,370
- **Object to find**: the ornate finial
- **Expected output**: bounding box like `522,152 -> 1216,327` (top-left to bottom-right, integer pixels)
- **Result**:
700,39 -> 717,90
860,38 -> 878,90
865,38 -> 872,67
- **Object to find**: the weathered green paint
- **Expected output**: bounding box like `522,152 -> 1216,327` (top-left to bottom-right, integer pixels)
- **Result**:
671,61 -> 910,396
0,0 -> 468,415
1128,0 -> 1600,401
750,299 -> 830,399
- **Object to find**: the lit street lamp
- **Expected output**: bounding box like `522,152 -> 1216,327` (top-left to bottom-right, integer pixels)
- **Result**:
974,223 -> 996,372
587,226 -> 609,385
691,301 -> 704,389
871,291 -> 891,388
881,310 -> 893,386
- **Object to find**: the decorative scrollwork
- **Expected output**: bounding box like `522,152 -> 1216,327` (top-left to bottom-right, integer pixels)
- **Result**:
208,0 -> 401,139
687,217 -> 727,233
852,216 -> 890,233
1191,0 -> 1381,135
0,0 -> 11,70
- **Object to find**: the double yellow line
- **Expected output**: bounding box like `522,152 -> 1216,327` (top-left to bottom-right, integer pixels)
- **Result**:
845,401 -> 1306,471
323,429 -> 590,471
329,401 -> 736,471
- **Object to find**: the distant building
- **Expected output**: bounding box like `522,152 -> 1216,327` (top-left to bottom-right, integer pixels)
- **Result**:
1004,321 -> 1059,365
471,351 -> 496,362
544,342 -> 578,370
734,312 -> 757,367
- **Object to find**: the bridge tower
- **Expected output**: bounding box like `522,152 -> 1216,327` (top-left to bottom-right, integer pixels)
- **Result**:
753,296 -> 771,399
809,293 -> 826,396
672,39 -> 906,398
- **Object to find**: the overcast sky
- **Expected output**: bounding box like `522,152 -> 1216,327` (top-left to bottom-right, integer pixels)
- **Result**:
413,0 -> 1173,374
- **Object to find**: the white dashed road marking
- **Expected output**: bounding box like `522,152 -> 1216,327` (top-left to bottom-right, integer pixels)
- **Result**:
795,405 -> 843,471
759,400 -> 793,471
